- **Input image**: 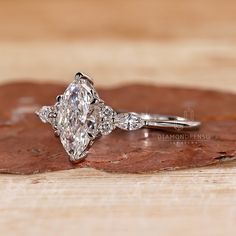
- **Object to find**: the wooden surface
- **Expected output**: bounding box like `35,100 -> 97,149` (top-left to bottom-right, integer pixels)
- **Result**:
0,0 -> 236,235
1,82 -> 236,174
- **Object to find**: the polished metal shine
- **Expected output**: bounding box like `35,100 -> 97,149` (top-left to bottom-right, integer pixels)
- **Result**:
36,72 -> 201,162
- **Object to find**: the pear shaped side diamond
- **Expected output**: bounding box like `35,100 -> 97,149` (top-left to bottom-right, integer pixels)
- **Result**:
115,113 -> 145,131
37,106 -> 54,123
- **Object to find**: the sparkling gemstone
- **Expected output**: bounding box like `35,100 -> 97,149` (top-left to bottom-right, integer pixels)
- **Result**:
115,113 -> 145,130
99,105 -> 115,135
102,106 -> 113,117
86,106 -> 100,138
56,79 -> 99,161
37,106 -> 53,123
100,120 -> 114,135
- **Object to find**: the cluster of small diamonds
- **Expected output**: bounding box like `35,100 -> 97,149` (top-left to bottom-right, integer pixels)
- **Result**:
99,105 -> 115,135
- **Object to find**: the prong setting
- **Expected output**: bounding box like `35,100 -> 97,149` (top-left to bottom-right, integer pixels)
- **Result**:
56,95 -> 63,102
54,130 -> 60,137
75,72 -> 94,85
48,112 -> 57,119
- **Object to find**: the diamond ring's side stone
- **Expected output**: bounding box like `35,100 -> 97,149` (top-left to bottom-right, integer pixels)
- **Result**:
114,113 -> 145,131
99,105 -> 115,135
36,106 -> 57,125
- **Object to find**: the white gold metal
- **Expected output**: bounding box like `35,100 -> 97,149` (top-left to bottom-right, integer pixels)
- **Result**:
36,72 -> 201,162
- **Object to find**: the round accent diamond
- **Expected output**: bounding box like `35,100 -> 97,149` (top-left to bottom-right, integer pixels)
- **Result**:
99,105 -> 115,135
102,106 -> 113,117
100,120 -> 114,135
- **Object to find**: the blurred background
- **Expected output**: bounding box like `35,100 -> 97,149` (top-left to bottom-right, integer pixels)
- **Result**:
0,0 -> 235,91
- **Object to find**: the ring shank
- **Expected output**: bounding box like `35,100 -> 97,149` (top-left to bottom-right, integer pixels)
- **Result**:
124,112 -> 201,131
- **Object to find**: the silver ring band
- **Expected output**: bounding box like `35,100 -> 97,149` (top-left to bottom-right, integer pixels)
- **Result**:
116,112 -> 200,131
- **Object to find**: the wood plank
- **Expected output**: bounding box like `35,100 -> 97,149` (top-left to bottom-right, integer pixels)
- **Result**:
0,0 -> 236,40
0,164 -> 236,236
1,82 -> 236,174
0,40 -> 236,93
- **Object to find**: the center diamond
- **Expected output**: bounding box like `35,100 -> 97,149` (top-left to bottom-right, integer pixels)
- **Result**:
56,78 -> 99,161
36,73 -> 146,162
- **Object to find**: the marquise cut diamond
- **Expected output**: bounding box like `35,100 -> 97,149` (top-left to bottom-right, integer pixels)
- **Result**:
55,79 -> 100,161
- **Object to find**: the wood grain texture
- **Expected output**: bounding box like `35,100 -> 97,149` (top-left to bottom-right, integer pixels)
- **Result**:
0,0 -> 236,235
0,165 -> 236,236
0,0 -> 236,41
0,82 -> 236,174
0,41 -> 236,93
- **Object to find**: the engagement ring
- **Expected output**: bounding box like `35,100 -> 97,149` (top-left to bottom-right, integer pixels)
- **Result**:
36,72 -> 201,162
